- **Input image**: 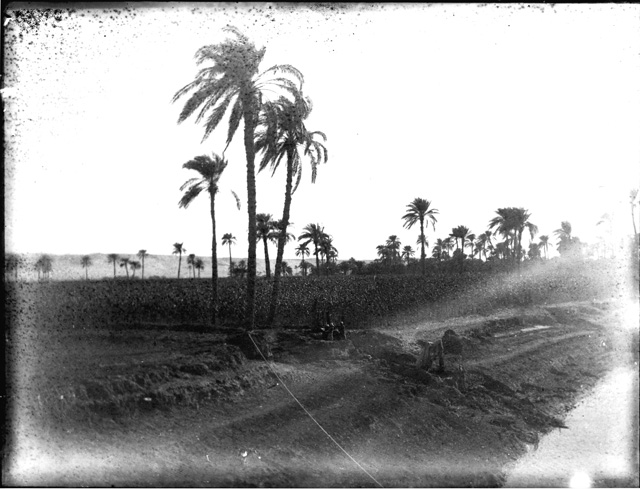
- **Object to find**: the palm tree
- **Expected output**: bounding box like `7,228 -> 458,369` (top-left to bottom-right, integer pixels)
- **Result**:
385,235 -> 402,263
107,253 -> 119,279
295,242 -> 310,277
172,243 -> 185,279
5,254 -> 20,281
221,233 -> 236,277
179,153 -> 229,324
255,93 -> 328,324
36,255 -> 53,281
137,250 -> 148,279
630,188 -> 639,239
489,208 -> 537,261
442,237 -> 454,259
477,231 -> 493,261
256,213 -> 275,278
130,260 -> 141,278
195,258 -> 205,278
173,26 -> 303,329
401,245 -> 415,266
449,226 -> 472,255
187,254 -> 197,278
402,198 -> 439,275
120,257 -> 130,279
81,255 -> 92,280
465,233 -> 476,257
539,235 -> 550,259
554,221 -> 577,257
431,239 -> 445,261
298,223 -> 326,277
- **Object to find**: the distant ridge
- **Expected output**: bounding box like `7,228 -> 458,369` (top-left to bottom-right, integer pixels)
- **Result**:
5,253 -> 311,282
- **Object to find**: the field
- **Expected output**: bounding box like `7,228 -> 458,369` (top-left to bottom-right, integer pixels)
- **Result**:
3,258 -> 639,487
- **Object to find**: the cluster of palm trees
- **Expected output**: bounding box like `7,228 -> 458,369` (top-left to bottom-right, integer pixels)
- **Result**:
104,250 -> 148,280
375,202 -> 582,272
173,26 -> 327,327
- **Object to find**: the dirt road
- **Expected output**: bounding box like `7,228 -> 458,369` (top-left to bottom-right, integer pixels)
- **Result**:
5,300 -> 638,487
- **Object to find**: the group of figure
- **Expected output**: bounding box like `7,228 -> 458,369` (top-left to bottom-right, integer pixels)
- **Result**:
314,307 -> 347,341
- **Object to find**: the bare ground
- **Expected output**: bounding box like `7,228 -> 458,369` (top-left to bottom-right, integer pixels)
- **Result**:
4,299 -> 639,487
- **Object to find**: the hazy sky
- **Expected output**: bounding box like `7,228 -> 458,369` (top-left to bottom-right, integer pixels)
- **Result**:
4,3 -> 640,260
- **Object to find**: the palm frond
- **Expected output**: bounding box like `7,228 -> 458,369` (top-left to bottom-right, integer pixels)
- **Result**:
263,64 -> 305,86
179,183 -> 206,209
231,190 -> 241,210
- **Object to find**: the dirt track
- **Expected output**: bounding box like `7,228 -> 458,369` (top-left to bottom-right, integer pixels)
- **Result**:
5,299 -> 639,487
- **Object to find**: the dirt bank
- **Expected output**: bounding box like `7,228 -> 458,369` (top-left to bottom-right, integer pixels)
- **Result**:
4,299 -> 638,487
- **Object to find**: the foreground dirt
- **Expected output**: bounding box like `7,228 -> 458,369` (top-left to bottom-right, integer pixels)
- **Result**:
4,299 -> 639,487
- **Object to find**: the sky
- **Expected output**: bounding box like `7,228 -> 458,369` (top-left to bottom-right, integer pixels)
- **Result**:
4,3 -> 640,261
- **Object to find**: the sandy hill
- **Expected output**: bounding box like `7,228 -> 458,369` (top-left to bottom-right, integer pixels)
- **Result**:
6,253 -> 310,282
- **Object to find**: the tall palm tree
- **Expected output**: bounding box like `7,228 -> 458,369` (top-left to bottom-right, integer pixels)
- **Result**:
36,255 -> 53,281
179,153 -> 229,325
173,26 -> 303,329
81,255 -> 92,280
256,213 -> 275,278
489,208 -> 517,258
137,250 -> 148,279
489,208 -> 537,261
538,235 -> 550,259
295,243 -> 310,277
107,253 -> 119,279
172,243 -> 185,279
402,198 -> 439,275
298,223 -> 326,277
442,237 -> 454,259
120,257 -> 130,279
477,231 -> 493,261
401,245 -> 415,266
221,233 -> 236,277
256,93 -> 328,324
187,254 -> 197,278
465,233 -> 476,257
130,260 -> 141,278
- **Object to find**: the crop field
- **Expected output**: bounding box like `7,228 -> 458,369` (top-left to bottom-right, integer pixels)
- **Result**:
4,259 -> 626,332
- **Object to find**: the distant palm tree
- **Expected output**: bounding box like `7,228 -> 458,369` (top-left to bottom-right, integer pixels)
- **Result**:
172,26 -> 304,330
119,257 -> 130,279
630,188 -> 639,239
295,243 -> 310,277
385,235 -> 402,263
137,250 -> 148,279
402,198 -> 439,275
187,254 -> 197,278
319,234 -> 337,275
81,255 -> 92,280
465,233 -> 476,257
5,253 -> 20,281
256,213 -> 275,278
107,254 -> 120,279
195,258 -> 205,278
36,255 -> 53,281
130,260 -> 141,278
401,245 -> 415,266
431,239 -> 445,261
538,235 -> 550,259
179,152 -> 230,323
221,233 -> 236,277
298,223 -> 326,277
450,226 -> 472,255
442,237 -> 454,259
172,243 -> 185,279
489,207 -> 537,261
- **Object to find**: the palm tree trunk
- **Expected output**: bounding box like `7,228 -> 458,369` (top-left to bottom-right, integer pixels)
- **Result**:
178,253 -> 182,279
210,190 -> 218,326
141,257 -> 145,280
243,96 -> 258,330
113,261 -> 116,279
228,244 -> 233,277
314,244 -> 321,276
268,149 -> 294,325
263,236 -> 271,279
419,218 -> 426,276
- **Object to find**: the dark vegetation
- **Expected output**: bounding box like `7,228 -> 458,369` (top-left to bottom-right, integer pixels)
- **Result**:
5,259 -> 624,333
